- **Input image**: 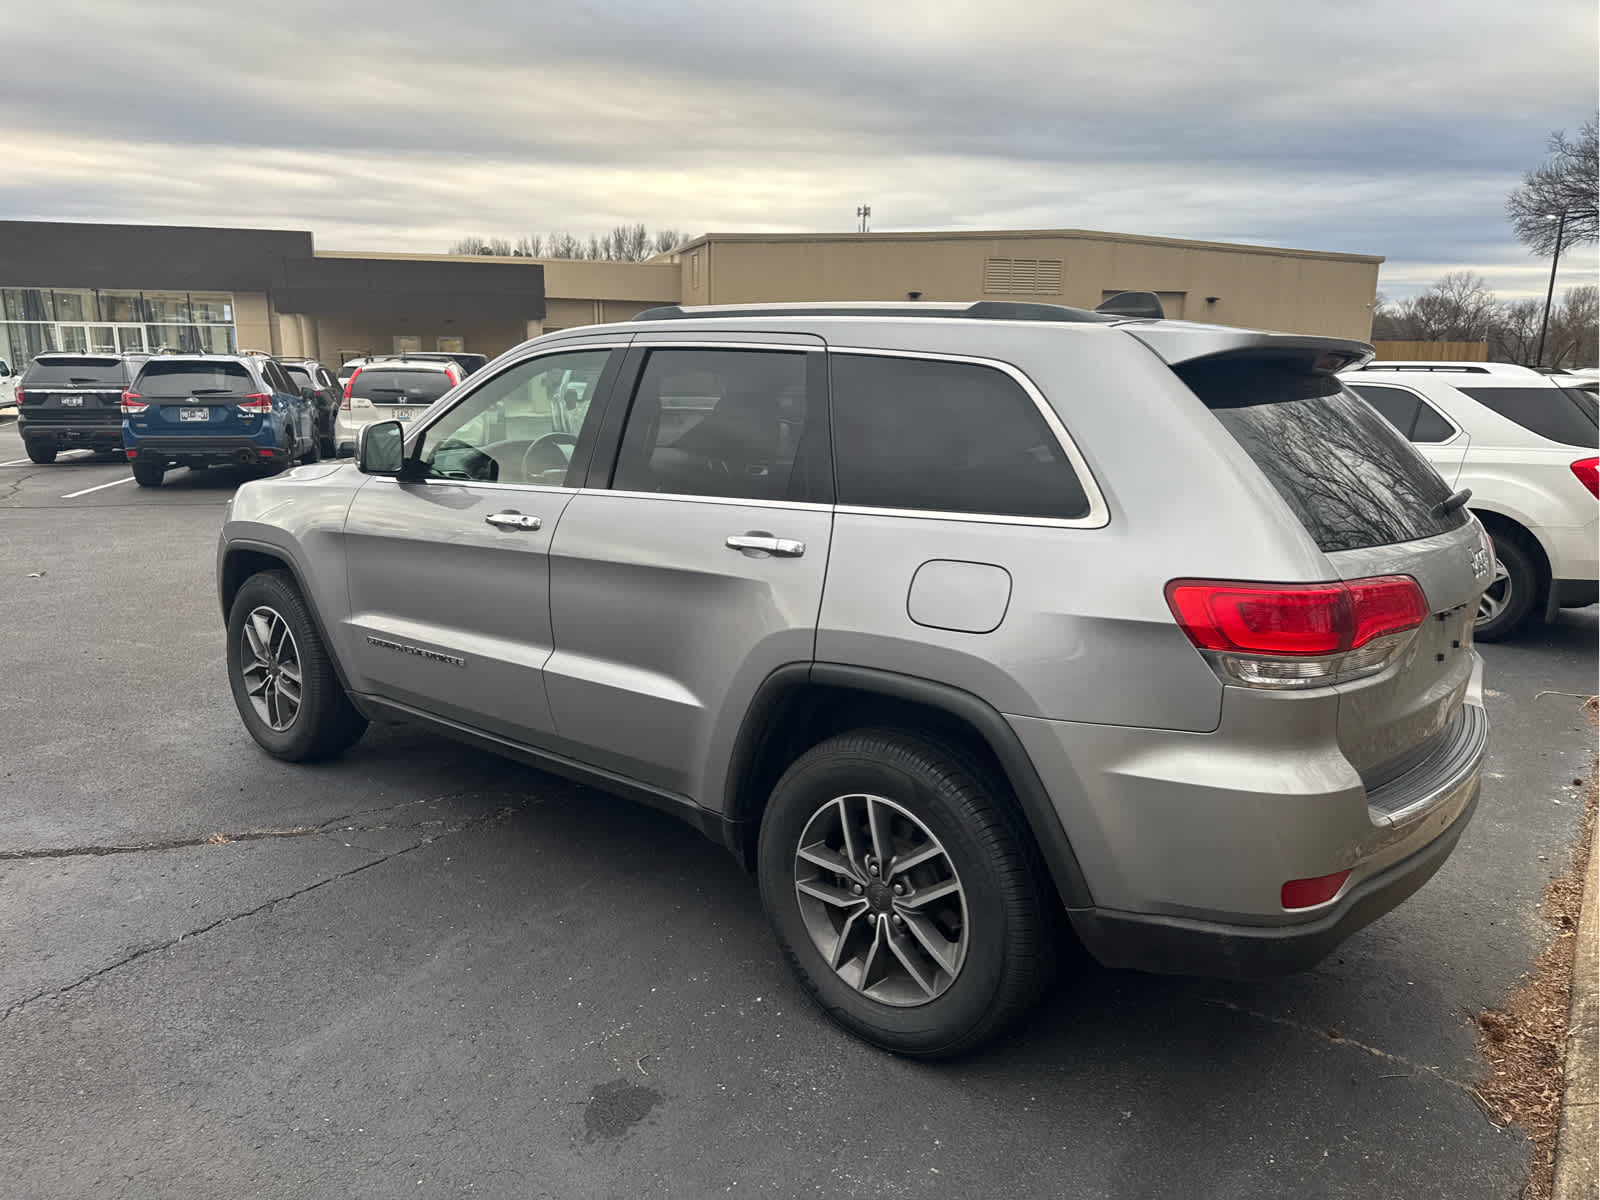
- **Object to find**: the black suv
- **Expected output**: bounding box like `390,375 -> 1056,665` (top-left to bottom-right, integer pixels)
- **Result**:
16,352 -> 149,463
276,357 -> 344,458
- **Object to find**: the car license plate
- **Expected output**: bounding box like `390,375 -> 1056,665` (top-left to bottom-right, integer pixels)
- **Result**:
61,395 -> 84,407
393,408 -> 417,421
179,407 -> 209,422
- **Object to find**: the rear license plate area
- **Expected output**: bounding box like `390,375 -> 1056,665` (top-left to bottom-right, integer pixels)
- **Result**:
179,407 -> 210,423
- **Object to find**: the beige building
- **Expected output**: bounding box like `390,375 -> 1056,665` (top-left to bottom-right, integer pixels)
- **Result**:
666,230 -> 1383,341
1,222 -> 1383,371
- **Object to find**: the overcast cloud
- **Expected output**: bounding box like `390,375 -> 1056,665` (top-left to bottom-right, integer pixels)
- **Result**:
3,0 -> 1595,299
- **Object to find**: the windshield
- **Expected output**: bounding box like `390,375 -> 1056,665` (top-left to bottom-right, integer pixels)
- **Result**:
23,357 -> 125,386
133,360 -> 255,396
351,368 -> 454,404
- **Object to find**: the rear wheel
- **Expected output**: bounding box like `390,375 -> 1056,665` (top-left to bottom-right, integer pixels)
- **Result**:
757,729 -> 1051,1058
226,571 -> 367,761
131,459 -> 165,488
1475,533 -> 1538,641
25,442 -> 56,465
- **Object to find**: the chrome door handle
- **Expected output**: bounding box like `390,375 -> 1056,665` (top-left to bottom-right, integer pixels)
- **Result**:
726,533 -> 805,557
484,511 -> 542,531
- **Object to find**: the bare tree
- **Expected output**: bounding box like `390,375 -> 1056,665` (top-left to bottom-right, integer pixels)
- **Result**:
1544,285 -> 1599,369
1371,272 -> 1499,342
1506,118 -> 1598,255
448,225 -> 690,260
1489,298 -> 1542,365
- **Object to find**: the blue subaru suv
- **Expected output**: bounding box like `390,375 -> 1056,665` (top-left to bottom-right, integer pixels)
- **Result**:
122,354 -> 319,487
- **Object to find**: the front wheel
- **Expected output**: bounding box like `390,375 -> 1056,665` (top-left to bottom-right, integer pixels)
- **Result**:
226,571 -> 367,761
1475,534 -> 1539,641
131,459 -> 165,488
757,729 -> 1051,1058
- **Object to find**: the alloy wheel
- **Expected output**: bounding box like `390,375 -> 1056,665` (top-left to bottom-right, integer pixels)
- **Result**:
240,606 -> 303,731
1476,560 -> 1512,626
792,793 -> 969,1006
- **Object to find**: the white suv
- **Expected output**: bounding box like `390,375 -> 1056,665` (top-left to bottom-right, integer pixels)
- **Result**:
1347,361 -> 1598,639
335,358 -> 460,455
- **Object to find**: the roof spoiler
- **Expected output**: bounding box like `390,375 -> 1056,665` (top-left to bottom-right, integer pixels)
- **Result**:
1093,291 -> 1165,319
1127,326 -> 1374,374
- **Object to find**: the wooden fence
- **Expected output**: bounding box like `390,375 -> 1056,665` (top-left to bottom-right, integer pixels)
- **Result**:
1371,340 -> 1488,362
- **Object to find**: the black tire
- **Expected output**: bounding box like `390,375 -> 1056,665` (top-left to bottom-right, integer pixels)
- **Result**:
1474,532 -> 1539,642
318,421 -> 337,460
93,447 -> 123,462
225,570 -> 367,762
757,728 -> 1051,1058
25,442 -> 57,464
131,459 -> 165,488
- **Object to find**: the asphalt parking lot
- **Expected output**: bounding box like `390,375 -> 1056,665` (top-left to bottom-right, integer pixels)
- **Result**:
0,420 -> 1594,1200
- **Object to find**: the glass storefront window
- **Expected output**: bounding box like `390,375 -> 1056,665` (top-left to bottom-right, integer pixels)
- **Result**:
3,288 -> 236,367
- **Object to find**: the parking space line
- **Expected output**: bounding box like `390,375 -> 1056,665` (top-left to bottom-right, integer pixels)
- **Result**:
0,457 -> 34,466
61,476 -> 136,499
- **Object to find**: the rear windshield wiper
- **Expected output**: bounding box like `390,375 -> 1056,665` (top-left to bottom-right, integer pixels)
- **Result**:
189,388 -> 238,395
67,376 -> 110,384
1432,487 -> 1472,517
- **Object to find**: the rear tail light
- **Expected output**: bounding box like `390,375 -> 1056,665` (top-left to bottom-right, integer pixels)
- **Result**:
1281,870 -> 1351,910
13,388 -> 27,406
125,448 -> 137,460
236,393 -> 272,414
120,390 -> 148,415
341,369 -> 361,410
1572,457 -> 1599,497
1165,575 -> 1428,689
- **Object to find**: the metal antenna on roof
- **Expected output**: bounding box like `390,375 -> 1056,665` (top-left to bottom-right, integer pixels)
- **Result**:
856,205 -> 871,233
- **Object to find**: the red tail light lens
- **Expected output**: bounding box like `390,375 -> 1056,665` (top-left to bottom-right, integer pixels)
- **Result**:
125,448 -> 137,460
236,393 -> 272,413
1281,870 -> 1351,910
120,390 -> 148,415
1166,576 -> 1428,689
341,369 -> 361,410
1572,457 -> 1599,497
14,388 -> 28,406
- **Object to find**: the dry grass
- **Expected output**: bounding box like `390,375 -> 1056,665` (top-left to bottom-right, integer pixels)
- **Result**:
1475,696 -> 1597,1200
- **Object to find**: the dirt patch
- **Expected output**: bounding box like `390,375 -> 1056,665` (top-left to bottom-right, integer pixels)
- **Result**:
1475,696 -> 1597,1200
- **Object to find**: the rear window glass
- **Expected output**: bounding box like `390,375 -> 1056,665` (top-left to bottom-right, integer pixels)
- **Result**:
351,368 -> 453,404
283,364 -> 313,388
1182,362 -> 1467,554
23,357 -> 125,386
1457,386 -> 1599,447
135,360 -> 254,396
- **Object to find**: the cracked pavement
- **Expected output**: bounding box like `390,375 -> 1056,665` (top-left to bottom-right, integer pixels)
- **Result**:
1,420 -> 1595,1199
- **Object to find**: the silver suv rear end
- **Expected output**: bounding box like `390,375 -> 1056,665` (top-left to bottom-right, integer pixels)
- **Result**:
217,302 -> 1489,1057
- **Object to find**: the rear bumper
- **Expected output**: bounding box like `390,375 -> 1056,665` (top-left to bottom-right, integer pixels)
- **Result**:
129,436 -> 280,465
1553,579 -> 1598,610
1069,787 -> 1478,977
19,416 -> 122,445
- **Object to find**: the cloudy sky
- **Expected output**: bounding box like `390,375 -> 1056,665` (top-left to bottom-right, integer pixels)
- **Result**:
4,0 -> 1596,299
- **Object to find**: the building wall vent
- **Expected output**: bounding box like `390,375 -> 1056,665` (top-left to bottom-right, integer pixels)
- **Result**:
982,257 -> 1063,295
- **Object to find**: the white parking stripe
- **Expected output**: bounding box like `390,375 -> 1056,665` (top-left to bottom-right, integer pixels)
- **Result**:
61,476 -> 136,499
0,457 -> 35,466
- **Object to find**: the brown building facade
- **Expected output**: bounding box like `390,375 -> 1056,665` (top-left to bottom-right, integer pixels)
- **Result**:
0,220 -> 1383,371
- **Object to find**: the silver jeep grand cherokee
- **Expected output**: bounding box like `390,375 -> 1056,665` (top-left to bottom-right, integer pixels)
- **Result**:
218,301 -> 1491,1057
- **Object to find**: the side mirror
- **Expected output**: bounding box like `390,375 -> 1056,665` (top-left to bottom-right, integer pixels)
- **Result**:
357,421 -> 407,475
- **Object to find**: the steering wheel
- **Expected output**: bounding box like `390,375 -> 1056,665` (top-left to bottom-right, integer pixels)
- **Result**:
521,432 -> 578,480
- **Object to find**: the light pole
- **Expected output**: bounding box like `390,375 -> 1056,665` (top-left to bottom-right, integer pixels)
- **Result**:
1535,210 -> 1568,368
856,204 -> 871,233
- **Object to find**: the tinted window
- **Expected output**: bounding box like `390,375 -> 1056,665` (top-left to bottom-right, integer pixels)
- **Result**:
351,368 -> 454,405
1411,402 -> 1455,443
1350,384 -> 1422,437
1457,386 -> 1599,447
421,350 -> 609,486
134,360 -> 254,396
283,364 -> 314,389
22,356 -> 124,386
830,354 -> 1089,519
612,349 -> 813,502
1181,362 -> 1467,553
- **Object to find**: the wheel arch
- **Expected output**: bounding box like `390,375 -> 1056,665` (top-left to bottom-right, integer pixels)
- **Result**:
219,540 -> 361,698
722,663 -> 1094,909
1471,508 -> 1554,617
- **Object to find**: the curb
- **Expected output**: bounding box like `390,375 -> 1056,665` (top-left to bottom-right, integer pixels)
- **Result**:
1554,814 -> 1599,1200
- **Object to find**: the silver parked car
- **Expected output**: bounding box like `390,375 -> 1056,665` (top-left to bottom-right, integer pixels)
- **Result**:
217,301 -> 1491,1056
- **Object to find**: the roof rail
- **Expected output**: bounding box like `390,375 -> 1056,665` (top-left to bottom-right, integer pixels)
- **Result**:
631,301 -> 1122,324
1354,361 -> 1538,375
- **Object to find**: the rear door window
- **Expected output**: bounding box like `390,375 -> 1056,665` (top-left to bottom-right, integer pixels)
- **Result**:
1350,383 -> 1456,443
135,360 -> 254,396
829,353 -> 1090,519
1181,361 -> 1467,553
351,368 -> 454,405
1456,386 -> 1598,447
283,364 -> 314,390
22,357 -> 124,386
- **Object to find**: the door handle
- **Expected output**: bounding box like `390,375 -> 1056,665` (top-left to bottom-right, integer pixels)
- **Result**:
726,532 -> 805,557
484,511 -> 542,532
